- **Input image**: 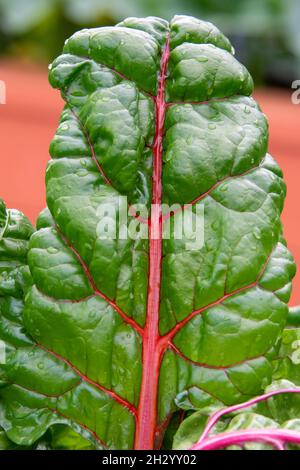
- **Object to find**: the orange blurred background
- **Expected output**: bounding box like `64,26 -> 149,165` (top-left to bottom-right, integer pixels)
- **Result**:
0,59 -> 299,305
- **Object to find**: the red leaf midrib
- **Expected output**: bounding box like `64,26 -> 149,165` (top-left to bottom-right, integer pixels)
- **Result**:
133,35 -> 170,450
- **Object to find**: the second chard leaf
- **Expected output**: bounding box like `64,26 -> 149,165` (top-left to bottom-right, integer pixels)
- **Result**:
173,328 -> 300,450
0,15 -> 296,450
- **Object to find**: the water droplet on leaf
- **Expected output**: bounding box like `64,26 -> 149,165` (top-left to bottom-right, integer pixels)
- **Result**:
47,247 -> 58,255
197,57 -> 208,63
76,169 -> 88,177
253,228 -> 261,240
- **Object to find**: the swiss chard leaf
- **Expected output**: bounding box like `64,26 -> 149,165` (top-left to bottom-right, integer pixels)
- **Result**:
0,15 -> 296,450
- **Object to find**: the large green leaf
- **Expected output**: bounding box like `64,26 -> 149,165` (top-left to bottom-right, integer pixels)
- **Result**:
0,16 -> 295,450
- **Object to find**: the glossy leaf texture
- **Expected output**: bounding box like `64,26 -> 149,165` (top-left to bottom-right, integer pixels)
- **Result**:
0,15 -> 296,450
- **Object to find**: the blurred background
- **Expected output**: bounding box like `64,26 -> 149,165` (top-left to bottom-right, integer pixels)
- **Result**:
0,0 -> 299,303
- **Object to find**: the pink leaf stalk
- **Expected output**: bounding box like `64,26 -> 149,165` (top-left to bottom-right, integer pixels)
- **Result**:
192,429 -> 300,451
190,388 -> 300,451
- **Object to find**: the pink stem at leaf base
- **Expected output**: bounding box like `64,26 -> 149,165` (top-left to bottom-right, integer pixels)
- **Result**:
190,388 -> 300,451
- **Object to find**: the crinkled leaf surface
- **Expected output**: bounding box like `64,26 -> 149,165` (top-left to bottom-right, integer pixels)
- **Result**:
0,201 -> 97,449
0,15 -> 296,450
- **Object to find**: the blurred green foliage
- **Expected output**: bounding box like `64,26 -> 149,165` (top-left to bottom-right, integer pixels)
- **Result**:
0,0 -> 299,85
